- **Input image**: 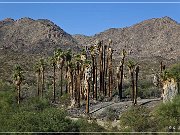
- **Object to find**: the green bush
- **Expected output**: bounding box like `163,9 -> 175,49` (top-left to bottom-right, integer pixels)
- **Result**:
75,118 -> 105,133
119,106 -> 157,132
154,95 -> 180,132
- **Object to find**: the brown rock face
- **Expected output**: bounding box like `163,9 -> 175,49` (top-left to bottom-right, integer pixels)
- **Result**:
0,17 -> 78,54
73,16 -> 180,61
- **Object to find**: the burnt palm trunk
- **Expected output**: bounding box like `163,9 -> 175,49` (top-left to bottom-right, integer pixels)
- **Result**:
95,58 -> 98,100
53,63 -> 56,102
65,66 -> 68,93
77,73 -> 81,108
119,59 -> 125,100
99,44 -> 103,94
92,56 -> 95,99
70,71 -> 74,98
134,66 -> 139,105
104,45 -> 107,96
36,71 -> 40,97
86,81 -> 90,113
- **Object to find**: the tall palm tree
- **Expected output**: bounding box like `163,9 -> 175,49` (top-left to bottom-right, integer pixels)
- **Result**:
34,62 -> 41,97
134,65 -> 139,105
98,41 -> 103,94
127,60 -> 136,105
84,60 -> 91,113
55,49 -> 65,96
50,55 -> 57,102
75,54 -> 82,107
40,58 -> 45,98
69,61 -> 75,98
118,49 -> 126,100
90,45 -> 96,99
65,49 -> 72,94
13,65 -> 23,104
108,46 -> 113,97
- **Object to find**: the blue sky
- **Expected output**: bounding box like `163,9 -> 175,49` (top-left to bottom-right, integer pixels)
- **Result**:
0,0 -> 180,36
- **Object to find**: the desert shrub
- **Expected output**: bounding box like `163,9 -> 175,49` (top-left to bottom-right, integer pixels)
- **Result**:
105,107 -> 118,121
75,118 -> 105,133
1,108 -> 79,132
154,95 -> 180,132
119,106 -> 156,132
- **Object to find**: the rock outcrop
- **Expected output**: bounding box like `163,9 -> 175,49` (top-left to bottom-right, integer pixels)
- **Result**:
162,78 -> 179,102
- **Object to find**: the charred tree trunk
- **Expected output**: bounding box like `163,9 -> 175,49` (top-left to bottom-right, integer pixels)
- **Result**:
94,58 -> 98,100
134,66 -> 139,105
65,66 -> 68,94
36,71 -> 40,97
92,56 -> 95,99
86,81 -> 90,114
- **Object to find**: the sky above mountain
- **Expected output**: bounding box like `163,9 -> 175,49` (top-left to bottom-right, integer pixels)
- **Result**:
0,0 -> 180,36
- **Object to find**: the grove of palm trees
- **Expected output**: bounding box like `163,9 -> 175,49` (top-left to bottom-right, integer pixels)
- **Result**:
0,16 -> 180,133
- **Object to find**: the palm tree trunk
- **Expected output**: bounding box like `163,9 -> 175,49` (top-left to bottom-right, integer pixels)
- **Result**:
134,66 -> 139,105
65,66 -> 68,93
95,58 -> 98,100
105,48 -> 108,96
41,68 -> 45,98
92,56 -> 95,99
53,64 -> 56,102
119,58 -> 125,100
71,72 -> 74,98
86,81 -> 90,113
17,85 -> 20,104
37,72 -> 40,97
130,71 -> 135,105
60,67 -> 63,96
77,73 -> 81,108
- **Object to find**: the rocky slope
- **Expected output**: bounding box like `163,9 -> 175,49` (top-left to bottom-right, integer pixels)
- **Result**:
73,16 -> 180,61
0,17 -> 78,55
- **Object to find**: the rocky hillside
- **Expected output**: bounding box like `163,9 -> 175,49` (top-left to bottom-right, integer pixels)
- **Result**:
0,16 -> 180,82
73,16 -> 180,61
0,17 -> 78,55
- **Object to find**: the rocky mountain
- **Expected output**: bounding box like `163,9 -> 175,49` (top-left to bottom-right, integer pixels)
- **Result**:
0,17 -> 78,55
73,16 -> 180,61
0,16 -> 180,81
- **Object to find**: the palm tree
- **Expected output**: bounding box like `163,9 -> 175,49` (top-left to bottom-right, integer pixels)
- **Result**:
90,45 -> 96,99
13,65 -> 23,104
50,55 -> 57,102
40,58 -> 45,98
108,46 -> 113,97
97,41 -> 103,94
134,65 -> 139,105
127,60 -> 136,105
55,49 -> 65,96
75,54 -> 82,107
65,49 -> 72,94
69,61 -> 75,98
34,62 -> 41,97
84,60 -> 91,113
118,49 -> 126,100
